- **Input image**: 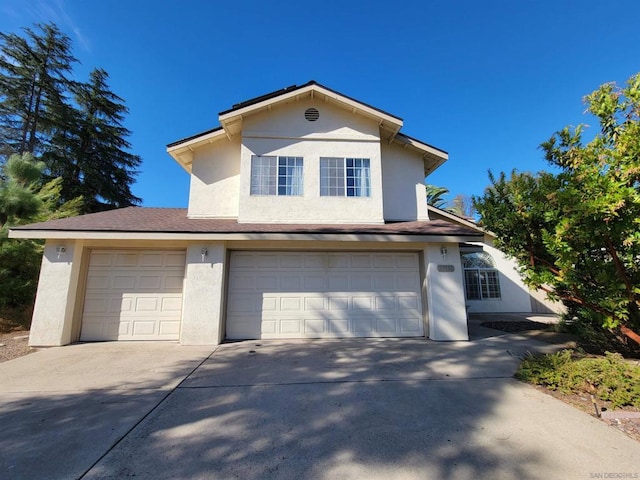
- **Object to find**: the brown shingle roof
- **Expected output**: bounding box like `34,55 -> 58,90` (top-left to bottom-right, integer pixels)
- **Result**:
11,207 -> 483,237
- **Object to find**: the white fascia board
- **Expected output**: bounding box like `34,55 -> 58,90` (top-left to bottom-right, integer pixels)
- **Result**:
9,229 -> 481,244
392,134 -> 448,175
394,134 -> 448,160
219,84 -> 404,131
166,129 -> 228,170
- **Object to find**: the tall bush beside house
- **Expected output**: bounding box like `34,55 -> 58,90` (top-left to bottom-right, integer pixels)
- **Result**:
474,73 -> 640,350
0,153 -> 81,311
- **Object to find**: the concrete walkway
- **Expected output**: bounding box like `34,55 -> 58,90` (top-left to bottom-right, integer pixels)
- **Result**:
1,335 -> 638,479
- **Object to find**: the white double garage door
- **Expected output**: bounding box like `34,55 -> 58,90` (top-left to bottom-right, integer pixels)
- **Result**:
226,251 -> 424,339
80,249 -> 424,341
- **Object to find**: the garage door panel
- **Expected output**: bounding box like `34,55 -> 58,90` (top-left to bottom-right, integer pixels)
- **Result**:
140,253 -> 163,267
396,254 -> 419,268
304,319 -> 325,334
328,296 -> 350,311
115,253 -> 138,267
226,316 -> 263,338
376,317 -> 398,333
257,254 -> 278,268
304,297 -> 325,311
113,275 -> 136,289
400,317 -> 423,333
374,276 -> 395,289
81,250 -> 185,341
352,317 -> 374,333
161,297 -> 183,312
397,274 -> 421,290
328,275 -> 349,290
375,295 -> 396,311
164,275 -> 184,290
328,319 -> 350,334
352,296 -> 373,311
132,320 -> 156,335
86,275 -> 110,289
281,254 -> 302,268
304,255 -> 325,268
373,254 -> 394,268
304,275 -> 326,290
228,293 -> 259,313
226,251 -> 424,340
138,275 -> 162,289
280,319 -> 301,333
158,320 -> 181,335
351,254 -> 372,268
350,275 -> 372,290
229,273 -> 256,290
280,297 -> 301,311
88,253 -> 112,267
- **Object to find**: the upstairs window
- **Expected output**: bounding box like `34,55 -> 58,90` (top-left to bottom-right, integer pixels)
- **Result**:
461,251 -> 501,300
320,157 -> 370,197
250,156 -> 303,196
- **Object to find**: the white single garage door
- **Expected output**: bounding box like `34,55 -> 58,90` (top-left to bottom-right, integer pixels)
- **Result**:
226,251 -> 424,339
80,250 -> 186,341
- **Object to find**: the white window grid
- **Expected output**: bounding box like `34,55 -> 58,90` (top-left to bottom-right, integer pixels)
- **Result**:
278,156 -> 304,196
320,157 -> 370,197
250,155 -> 303,196
462,252 -> 501,300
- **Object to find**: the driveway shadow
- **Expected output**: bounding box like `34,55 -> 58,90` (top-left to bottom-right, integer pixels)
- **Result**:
84,338 -> 564,479
1,338 -> 636,479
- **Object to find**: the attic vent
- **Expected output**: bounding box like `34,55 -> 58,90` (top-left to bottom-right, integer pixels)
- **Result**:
304,107 -> 320,121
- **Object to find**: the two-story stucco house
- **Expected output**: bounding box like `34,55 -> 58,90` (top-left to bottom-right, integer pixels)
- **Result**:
10,81 -> 548,348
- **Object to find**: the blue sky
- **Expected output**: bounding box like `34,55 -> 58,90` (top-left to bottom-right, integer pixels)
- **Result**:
1,0 -> 639,208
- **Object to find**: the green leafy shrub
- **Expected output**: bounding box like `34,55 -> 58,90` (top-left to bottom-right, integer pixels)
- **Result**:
516,350 -> 640,409
556,306 -> 640,358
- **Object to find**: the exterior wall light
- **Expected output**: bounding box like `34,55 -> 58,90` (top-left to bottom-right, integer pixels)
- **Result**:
201,247 -> 208,262
56,245 -> 67,259
440,246 -> 448,260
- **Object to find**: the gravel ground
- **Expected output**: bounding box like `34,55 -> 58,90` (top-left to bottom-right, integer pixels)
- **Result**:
0,329 -> 35,363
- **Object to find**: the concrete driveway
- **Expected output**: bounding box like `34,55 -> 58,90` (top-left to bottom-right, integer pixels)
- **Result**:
1,335 -> 638,480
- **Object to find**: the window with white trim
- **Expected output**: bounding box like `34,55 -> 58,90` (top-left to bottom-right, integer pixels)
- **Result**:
320,157 -> 370,197
250,155 -> 303,196
461,251 -> 501,300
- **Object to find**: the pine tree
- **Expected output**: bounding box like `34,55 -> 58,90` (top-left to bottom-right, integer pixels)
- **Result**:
0,153 -> 81,307
45,68 -> 141,212
0,23 -> 76,159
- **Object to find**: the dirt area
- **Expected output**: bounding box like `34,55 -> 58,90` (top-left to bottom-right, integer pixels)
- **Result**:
0,327 -> 35,363
531,385 -> 640,443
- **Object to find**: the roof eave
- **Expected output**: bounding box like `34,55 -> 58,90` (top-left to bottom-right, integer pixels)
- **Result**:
218,83 -> 404,140
8,228 -> 482,243
392,133 -> 449,175
166,127 -> 228,171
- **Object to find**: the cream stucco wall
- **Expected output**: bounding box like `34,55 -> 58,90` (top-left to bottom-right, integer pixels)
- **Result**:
180,242 -> 227,345
463,240 -> 535,314
188,137 -> 241,218
463,239 -> 564,314
239,99 -> 384,224
29,240 -> 85,346
381,142 -> 429,221
184,98 -> 432,224
423,243 -> 469,341
25,236 -> 482,347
